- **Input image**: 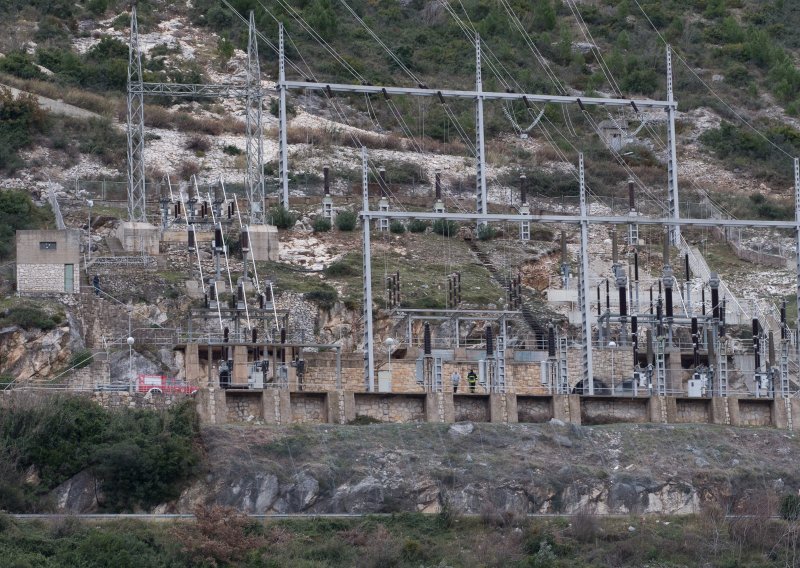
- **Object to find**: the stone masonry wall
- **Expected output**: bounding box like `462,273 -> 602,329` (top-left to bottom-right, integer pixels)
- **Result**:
675,399 -> 711,423
453,395 -> 489,422
354,394 -> 425,423
17,264 -> 74,294
581,398 -> 649,424
91,391 -> 190,411
291,393 -> 328,424
517,396 -> 552,423
738,400 -> 772,427
226,392 -> 264,422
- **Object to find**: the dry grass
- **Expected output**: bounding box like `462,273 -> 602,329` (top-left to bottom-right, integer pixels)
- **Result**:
0,73 -> 117,115
269,124 -> 469,156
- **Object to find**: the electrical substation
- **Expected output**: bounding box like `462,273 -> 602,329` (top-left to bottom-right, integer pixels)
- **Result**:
11,4 -> 800,429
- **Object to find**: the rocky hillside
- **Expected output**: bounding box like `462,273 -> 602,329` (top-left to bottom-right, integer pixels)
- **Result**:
52,420 -> 800,517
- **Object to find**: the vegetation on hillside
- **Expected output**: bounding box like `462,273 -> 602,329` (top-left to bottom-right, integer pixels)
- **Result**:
0,397 -> 200,513
0,189 -> 54,260
3,509 -> 800,566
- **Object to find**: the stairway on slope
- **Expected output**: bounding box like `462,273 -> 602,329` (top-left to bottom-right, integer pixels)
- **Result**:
467,240 -> 548,349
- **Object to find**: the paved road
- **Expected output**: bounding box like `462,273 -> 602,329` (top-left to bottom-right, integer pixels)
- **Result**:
9,513 -> 782,522
1,83 -> 102,120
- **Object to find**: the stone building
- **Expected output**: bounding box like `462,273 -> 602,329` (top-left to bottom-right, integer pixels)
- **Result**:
16,229 -> 81,294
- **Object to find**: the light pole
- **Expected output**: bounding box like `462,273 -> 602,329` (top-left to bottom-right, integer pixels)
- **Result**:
87,199 -> 93,262
127,335 -> 135,392
384,337 -> 396,376
608,340 -> 617,395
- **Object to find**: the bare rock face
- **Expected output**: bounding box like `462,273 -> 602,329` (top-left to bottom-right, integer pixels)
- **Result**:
51,470 -> 101,513
0,317 -> 83,382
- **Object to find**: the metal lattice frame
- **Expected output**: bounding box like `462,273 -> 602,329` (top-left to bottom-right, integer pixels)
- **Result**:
246,11 -> 266,224
126,6 -> 147,223
277,23 -> 290,208
666,45 -> 681,245
126,10 -> 270,225
361,147 -> 376,391
578,153 -> 594,395
475,34 -> 488,224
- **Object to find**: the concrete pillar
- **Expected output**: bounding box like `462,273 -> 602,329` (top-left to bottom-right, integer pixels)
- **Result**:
425,392 -> 455,423
326,390 -> 347,424
233,346 -> 248,384
728,395 -> 742,426
196,387 -> 226,425
710,397 -> 731,425
185,344 -> 203,384
772,397 -> 789,430
262,389 -> 291,424
552,394 -> 581,425
342,391 -> 356,423
647,395 -> 675,423
665,349 -> 684,395
248,224 -> 279,261
489,393 -> 517,423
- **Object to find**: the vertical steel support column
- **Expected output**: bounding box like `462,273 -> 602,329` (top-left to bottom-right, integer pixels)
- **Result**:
246,12 -> 266,224
665,45 -> 681,245
361,148 -> 375,391
126,6 -> 147,223
474,34 -> 488,226
794,158 -> 800,333
578,154 -> 594,394
278,22 -> 290,209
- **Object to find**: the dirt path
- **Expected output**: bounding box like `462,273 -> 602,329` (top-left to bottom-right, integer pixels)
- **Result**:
1,83 -> 102,120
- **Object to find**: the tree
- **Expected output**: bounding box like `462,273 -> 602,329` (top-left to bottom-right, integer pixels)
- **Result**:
306,0 -> 337,40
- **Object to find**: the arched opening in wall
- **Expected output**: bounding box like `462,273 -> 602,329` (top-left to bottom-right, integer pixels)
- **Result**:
572,378 -> 610,395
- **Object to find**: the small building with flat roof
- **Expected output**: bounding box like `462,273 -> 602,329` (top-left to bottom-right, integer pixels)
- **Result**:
16,229 -> 81,294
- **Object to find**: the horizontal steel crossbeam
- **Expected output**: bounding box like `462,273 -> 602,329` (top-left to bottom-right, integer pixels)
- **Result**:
134,82 -> 249,98
361,210 -> 798,229
284,80 -> 675,109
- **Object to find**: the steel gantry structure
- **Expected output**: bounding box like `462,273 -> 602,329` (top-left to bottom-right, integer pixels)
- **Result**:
357,151 -> 800,392
126,9 -> 273,224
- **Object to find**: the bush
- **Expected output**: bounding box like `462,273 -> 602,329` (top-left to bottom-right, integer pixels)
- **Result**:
432,219 -> 458,237
68,349 -> 93,370
0,397 -> 200,512
304,287 -> 338,310
178,160 -> 200,181
0,303 -> 61,330
185,135 -> 211,153
222,144 -> 242,155
780,494 -> 800,521
389,220 -> 405,234
408,219 -> 428,233
477,224 -> 497,241
0,189 -> 53,260
325,260 -> 357,277
335,210 -> 357,231
312,217 -> 332,232
270,205 -> 296,230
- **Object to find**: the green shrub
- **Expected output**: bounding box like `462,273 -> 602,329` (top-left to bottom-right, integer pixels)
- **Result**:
270,205 -> 296,230
312,217 -> 332,233
408,219 -> 428,233
780,494 -> 800,521
0,88 -> 48,173
0,397 -> 200,512
477,224 -> 497,241
389,220 -> 406,234
0,303 -> 61,330
222,144 -> 242,155
432,219 -> 459,237
0,189 -> 53,259
335,210 -> 357,231
304,287 -> 338,310
68,349 -> 93,370
325,260 -> 357,277
0,52 -> 45,80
